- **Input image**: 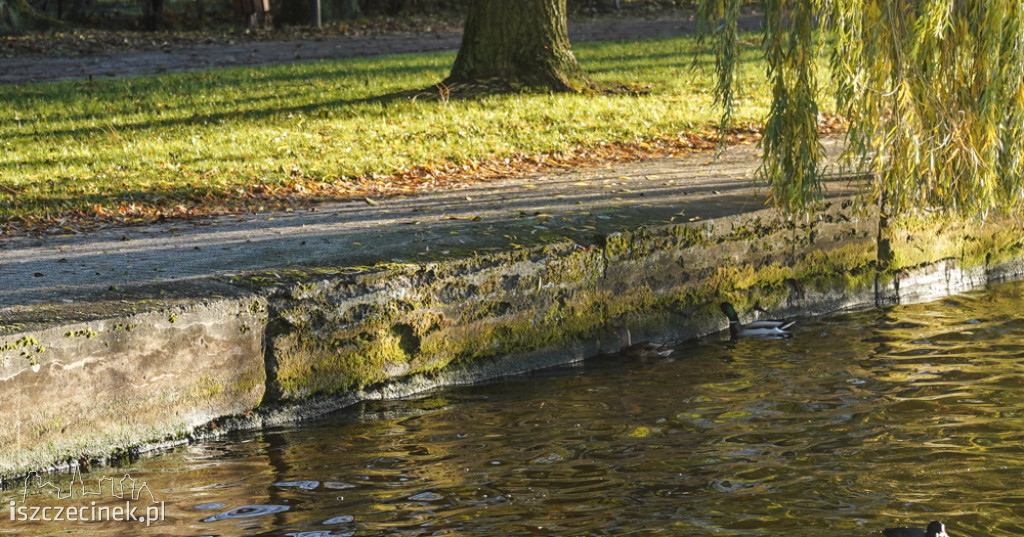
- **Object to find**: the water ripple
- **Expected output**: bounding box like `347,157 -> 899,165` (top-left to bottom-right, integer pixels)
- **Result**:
38,280 -> 1024,537
201,504 -> 290,522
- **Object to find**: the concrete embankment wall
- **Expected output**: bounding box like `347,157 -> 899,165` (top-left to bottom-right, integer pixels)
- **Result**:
1,200 -> 1022,479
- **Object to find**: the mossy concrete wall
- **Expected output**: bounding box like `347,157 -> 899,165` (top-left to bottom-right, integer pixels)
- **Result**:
877,212 -> 1024,305
258,197 -> 881,407
1,201 -> 1023,479
0,299 -> 266,476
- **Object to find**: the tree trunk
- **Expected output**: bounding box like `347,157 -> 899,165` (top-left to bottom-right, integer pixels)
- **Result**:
338,0 -> 360,19
446,0 -> 592,92
0,0 -> 15,31
67,0 -> 85,22
141,0 -> 164,30
308,0 -> 320,27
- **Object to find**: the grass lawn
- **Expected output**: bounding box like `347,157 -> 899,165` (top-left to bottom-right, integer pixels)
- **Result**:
0,35 -> 772,233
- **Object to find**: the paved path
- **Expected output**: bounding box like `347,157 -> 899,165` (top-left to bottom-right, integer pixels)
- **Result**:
0,15 -> 734,85
0,139 -> 852,325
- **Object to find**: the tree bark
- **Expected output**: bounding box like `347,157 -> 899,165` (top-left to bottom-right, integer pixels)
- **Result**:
141,0 -> 164,30
446,0 -> 592,91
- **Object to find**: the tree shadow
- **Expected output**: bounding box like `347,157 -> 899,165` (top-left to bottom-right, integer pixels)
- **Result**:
362,76 -> 656,108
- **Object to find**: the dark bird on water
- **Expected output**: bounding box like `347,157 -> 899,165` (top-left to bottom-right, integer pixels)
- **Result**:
883,521 -> 949,537
615,326 -> 673,359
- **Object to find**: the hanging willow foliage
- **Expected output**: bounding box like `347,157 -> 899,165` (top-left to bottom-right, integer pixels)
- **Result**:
699,0 -> 1024,218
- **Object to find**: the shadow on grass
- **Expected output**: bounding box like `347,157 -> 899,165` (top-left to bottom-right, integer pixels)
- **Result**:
359,76 -> 655,107
5,71 -> 658,145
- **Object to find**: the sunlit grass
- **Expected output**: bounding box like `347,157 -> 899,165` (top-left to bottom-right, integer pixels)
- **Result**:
0,35 -> 771,227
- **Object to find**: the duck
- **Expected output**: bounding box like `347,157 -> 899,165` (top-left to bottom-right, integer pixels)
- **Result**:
883,521 -> 949,537
719,302 -> 795,338
615,326 -> 673,359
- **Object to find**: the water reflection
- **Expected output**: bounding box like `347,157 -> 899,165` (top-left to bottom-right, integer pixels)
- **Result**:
8,281 -> 1024,536
202,505 -> 290,523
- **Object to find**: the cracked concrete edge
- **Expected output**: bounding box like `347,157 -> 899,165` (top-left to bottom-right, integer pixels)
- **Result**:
2,199 -> 1024,480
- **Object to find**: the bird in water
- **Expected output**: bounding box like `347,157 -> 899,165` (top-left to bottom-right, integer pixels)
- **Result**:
719,302 -> 795,339
883,521 -> 949,537
615,325 -> 673,359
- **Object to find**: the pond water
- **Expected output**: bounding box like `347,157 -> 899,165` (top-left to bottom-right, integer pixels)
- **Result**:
8,281 -> 1024,537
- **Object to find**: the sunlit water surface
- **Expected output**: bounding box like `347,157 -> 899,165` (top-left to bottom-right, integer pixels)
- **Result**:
9,282 -> 1024,537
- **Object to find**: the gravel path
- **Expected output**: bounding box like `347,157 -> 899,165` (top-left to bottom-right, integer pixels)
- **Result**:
0,14 -> 764,85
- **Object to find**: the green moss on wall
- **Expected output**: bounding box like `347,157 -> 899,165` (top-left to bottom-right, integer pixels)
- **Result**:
260,202 -> 1024,407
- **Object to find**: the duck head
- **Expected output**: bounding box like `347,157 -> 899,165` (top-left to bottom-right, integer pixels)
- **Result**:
719,302 -> 739,322
926,521 -> 948,537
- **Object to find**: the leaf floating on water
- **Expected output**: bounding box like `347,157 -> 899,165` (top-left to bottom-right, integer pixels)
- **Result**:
363,197 -> 379,206
626,426 -> 654,438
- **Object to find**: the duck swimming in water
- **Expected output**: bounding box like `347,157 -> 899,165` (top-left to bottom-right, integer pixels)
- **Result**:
615,326 -> 673,359
883,521 -> 949,537
719,302 -> 795,338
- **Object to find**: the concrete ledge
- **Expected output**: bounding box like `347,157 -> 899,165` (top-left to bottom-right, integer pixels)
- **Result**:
0,299 -> 266,475
3,143 -> 1024,479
